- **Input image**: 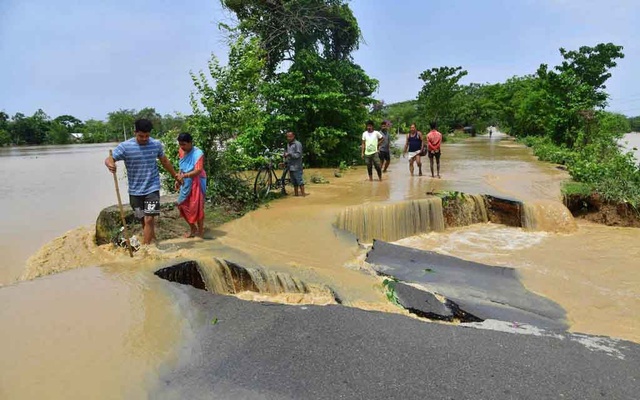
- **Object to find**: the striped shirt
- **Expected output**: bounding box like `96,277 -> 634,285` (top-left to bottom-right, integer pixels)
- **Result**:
112,138 -> 165,196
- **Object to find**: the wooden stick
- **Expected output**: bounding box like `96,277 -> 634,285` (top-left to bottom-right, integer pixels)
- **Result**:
109,150 -> 134,257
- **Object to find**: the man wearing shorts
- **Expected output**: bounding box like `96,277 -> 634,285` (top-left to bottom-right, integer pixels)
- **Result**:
426,121 -> 443,178
104,119 -> 181,244
284,131 -> 306,196
378,120 -> 391,173
402,123 -> 424,176
361,120 -> 383,181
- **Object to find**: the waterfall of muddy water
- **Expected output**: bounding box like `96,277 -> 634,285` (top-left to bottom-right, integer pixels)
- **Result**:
467,194 -> 489,223
445,193 -> 489,227
396,222 -> 640,343
335,198 -> 445,243
521,200 -> 577,233
196,258 -> 336,305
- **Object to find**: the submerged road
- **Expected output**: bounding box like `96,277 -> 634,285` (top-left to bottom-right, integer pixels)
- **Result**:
152,132 -> 639,399
154,282 -> 640,399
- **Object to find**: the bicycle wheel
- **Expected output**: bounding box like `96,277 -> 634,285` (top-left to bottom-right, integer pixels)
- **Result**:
279,168 -> 290,195
254,168 -> 272,199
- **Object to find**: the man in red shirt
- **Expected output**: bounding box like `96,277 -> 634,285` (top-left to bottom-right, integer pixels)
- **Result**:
426,121 -> 443,178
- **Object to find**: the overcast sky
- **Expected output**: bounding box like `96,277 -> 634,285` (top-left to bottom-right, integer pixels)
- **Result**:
1,0 -> 639,121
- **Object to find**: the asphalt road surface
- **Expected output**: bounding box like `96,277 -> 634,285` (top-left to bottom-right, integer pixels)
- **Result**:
152,283 -> 639,400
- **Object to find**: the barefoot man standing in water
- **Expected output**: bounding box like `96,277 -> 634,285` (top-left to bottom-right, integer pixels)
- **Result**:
403,123 -> 424,176
104,119 -> 182,245
426,121 -> 443,178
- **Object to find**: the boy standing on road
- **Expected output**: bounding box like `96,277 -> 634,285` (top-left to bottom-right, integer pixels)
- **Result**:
104,119 -> 182,244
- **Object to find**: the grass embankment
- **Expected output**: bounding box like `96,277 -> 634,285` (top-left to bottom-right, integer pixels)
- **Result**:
520,136 -> 640,207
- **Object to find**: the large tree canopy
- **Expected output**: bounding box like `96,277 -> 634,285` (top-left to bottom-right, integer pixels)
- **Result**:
223,0 -> 360,74
199,0 -> 378,166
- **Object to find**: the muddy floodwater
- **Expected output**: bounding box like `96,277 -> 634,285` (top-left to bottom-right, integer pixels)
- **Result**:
1,132 -> 639,398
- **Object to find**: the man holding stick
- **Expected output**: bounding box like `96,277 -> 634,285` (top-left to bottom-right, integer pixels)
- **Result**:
104,119 -> 181,245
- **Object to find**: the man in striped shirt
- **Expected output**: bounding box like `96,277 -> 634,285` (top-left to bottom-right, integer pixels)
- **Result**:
104,119 -> 181,244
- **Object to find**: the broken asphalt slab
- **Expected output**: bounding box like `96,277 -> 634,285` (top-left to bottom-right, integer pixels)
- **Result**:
367,240 -> 567,330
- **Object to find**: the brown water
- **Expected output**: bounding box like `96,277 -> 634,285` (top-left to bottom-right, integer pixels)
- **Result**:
1,131 -> 639,398
0,143 -> 126,284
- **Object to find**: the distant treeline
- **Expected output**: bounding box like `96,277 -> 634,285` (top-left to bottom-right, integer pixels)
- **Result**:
0,108 -> 186,146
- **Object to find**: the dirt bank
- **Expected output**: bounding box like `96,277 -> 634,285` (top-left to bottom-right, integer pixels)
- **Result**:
564,193 -> 640,228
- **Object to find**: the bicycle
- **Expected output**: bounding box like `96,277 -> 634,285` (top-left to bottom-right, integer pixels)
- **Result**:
254,148 -> 291,199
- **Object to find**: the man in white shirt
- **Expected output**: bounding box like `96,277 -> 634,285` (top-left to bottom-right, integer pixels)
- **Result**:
361,120 -> 383,181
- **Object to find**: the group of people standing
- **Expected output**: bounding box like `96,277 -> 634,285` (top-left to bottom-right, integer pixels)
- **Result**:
105,118 -> 442,246
362,120 -> 442,181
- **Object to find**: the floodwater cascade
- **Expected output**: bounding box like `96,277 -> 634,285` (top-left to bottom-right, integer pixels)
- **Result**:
442,193 -> 489,227
521,200 -> 577,233
335,198 -> 445,243
155,258 -> 339,304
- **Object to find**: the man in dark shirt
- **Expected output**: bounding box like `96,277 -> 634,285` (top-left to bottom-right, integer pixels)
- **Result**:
379,120 -> 391,173
284,131 -> 306,197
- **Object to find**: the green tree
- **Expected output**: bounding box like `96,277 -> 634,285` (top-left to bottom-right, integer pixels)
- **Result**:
48,121 -> 71,144
222,0 -> 377,166
172,34 -> 267,208
262,49 -> 377,165
383,100 -> 419,133
222,0 -> 361,74
9,110 -> 50,145
417,66 -> 468,130
135,107 -> 163,134
82,119 -> 109,143
628,115 -> 640,132
534,43 -> 624,147
0,111 -> 9,146
161,114 -> 187,134
107,109 -> 136,141
53,115 -> 84,132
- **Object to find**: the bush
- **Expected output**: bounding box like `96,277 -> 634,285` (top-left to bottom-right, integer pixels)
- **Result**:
523,135 -> 640,206
521,136 -> 575,165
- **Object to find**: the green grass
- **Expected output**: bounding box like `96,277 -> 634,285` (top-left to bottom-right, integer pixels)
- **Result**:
561,181 -> 593,197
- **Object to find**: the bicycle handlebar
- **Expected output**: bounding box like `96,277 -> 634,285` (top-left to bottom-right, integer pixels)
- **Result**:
261,146 -> 285,159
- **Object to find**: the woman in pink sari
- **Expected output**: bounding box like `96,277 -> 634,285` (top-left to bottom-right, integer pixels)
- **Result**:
176,133 -> 207,238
